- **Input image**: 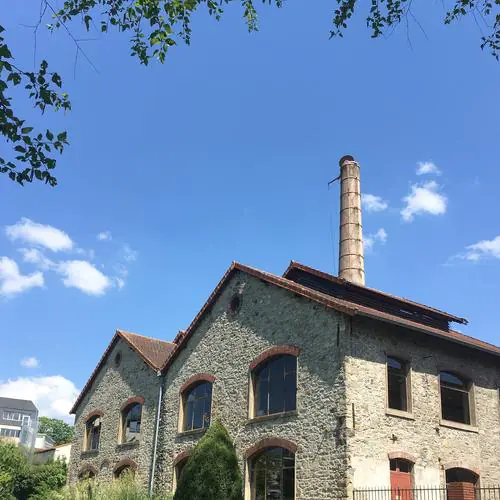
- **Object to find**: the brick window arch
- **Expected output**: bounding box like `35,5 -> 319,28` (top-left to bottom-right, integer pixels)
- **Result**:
388,452 -> 417,464
245,438 -> 297,500
179,374 -> 215,432
249,346 -> 300,419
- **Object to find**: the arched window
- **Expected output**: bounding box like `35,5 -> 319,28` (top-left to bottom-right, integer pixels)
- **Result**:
114,465 -> 134,479
440,371 -> 472,424
253,355 -> 297,417
389,458 -> 413,500
121,403 -> 142,443
181,381 -> 213,432
249,447 -> 295,500
85,415 -> 101,451
113,459 -> 137,479
78,466 -> 97,481
446,468 -> 479,485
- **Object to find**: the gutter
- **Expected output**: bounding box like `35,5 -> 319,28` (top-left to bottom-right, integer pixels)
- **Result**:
149,371 -> 164,497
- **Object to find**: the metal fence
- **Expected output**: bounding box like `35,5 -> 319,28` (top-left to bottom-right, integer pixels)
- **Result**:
353,486 -> 500,500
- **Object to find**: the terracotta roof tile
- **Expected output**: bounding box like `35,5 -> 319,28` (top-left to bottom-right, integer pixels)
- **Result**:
70,331 -> 175,414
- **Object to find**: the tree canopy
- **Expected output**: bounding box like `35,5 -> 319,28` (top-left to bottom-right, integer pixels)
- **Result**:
174,420 -> 242,500
38,417 -> 74,446
1,0 -> 498,187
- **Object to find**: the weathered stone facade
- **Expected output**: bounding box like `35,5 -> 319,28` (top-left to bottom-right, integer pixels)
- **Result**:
154,270 -> 349,500
68,338 -> 160,487
344,316 -> 500,489
69,264 -> 500,498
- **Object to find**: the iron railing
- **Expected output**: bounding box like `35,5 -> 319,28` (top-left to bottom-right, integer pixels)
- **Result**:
353,486 -> 500,500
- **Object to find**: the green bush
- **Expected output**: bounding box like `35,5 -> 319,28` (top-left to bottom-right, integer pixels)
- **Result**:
13,459 -> 67,499
0,441 -> 28,499
174,421 -> 242,500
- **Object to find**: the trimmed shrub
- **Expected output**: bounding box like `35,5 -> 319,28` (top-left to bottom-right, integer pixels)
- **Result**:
174,421 -> 242,500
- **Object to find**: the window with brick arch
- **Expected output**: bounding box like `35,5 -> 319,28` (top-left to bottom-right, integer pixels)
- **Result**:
253,355 -> 297,417
85,416 -> 101,451
114,465 -> 135,479
440,372 -> 472,425
182,381 -> 212,432
121,403 -> 142,443
250,447 -> 295,500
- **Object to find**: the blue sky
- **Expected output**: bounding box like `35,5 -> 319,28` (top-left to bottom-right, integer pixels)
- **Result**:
1,0 -> 499,422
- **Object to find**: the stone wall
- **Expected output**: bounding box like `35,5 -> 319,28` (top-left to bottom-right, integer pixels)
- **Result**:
344,316 -> 500,488
154,270 -> 349,500
68,338 -> 161,487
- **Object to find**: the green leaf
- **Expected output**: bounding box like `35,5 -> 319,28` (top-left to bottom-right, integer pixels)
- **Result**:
46,130 -> 54,141
21,127 -> 33,134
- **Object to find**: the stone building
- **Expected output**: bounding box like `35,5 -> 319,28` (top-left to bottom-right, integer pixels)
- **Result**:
69,157 -> 500,499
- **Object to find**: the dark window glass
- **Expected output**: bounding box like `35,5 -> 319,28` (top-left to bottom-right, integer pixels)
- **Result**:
183,382 -> 212,431
115,466 -> 134,479
86,417 -> 101,451
176,458 -> 188,484
446,468 -> 478,484
254,355 -> 297,417
387,357 -> 408,411
390,459 -> 412,473
122,403 -> 142,443
251,447 -> 295,500
440,372 -> 470,424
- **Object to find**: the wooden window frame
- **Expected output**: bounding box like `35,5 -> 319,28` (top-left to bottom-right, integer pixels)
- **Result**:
386,356 -> 412,415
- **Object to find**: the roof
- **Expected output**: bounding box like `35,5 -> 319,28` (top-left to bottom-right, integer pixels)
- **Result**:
70,330 -> 175,414
0,397 -> 37,412
283,261 -> 468,325
161,262 -> 499,372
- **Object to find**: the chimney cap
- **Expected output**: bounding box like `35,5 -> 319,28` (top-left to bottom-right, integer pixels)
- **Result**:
339,155 -> 356,167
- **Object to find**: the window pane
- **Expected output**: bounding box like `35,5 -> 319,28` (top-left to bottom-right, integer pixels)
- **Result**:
441,372 -> 465,388
184,382 -> 212,431
251,448 -> 295,500
441,386 -> 470,424
269,358 -> 285,415
284,372 -> 297,412
387,358 -> 408,411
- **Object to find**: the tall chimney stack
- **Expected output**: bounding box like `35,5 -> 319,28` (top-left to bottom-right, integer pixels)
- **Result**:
338,155 -> 365,285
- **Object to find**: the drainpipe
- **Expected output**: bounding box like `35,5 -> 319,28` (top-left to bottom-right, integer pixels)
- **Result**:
149,371 -> 164,497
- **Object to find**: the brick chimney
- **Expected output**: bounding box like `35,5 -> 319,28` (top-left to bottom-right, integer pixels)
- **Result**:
338,155 -> 365,285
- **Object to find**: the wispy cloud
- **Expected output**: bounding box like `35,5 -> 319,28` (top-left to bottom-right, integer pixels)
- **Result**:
97,231 -> 112,241
416,161 -> 441,176
123,244 -> 138,262
21,357 -> 40,369
401,181 -> 447,222
0,375 -> 79,423
457,236 -> 500,262
0,257 -> 44,297
19,248 -> 55,270
57,260 -> 112,296
364,228 -> 388,252
362,194 -> 388,213
5,218 -> 73,252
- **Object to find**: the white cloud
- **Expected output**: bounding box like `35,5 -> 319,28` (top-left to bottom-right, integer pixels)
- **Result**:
97,231 -> 112,241
123,244 -> 138,262
114,277 -> 126,289
364,228 -> 388,251
5,218 -> 73,252
21,357 -> 40,369
401,181 -> 447,222
362,193 -> 389,213
0,376 -> 79,423
19,248 -> 55,270
416,161 -> 441,176
0,257 -> 44,297
57,260 -> 112,296
460,236 -> 500,262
